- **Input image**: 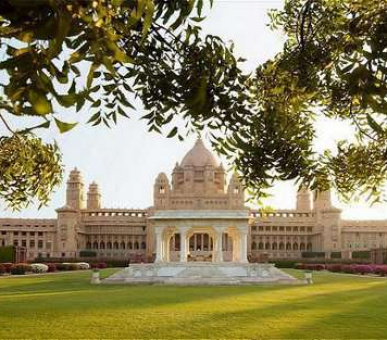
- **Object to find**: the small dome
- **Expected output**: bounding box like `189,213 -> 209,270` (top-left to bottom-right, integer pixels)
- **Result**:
68,167 -> 83,182
181,138 -> 218,167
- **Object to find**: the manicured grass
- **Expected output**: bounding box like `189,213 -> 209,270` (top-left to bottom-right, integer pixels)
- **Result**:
1,269 -> 387,339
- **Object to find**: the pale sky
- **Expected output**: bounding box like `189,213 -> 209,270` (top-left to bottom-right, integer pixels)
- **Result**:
1,0 -> 387,220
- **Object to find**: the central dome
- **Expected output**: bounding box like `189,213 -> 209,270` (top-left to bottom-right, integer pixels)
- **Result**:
181,138 -> 219,167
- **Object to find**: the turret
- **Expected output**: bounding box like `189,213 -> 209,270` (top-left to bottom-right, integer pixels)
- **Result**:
87,181 -> 102,210
313,189 -> 342,255
296,186 -> 312,211
314,190 -> 332,211
227,173 -> 244,209
154,172 -> 170,209
66,168 -> 86,210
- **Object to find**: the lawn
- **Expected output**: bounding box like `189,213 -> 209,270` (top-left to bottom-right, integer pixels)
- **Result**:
1,269 -> 387,339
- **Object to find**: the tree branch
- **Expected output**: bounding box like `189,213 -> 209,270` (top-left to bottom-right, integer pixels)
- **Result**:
0,112 -> 14,135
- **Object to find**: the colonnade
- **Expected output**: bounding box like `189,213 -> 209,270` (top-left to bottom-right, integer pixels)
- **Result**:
154,225 -> 248,263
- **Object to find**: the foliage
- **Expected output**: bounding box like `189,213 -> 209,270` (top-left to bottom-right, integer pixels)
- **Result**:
3,0 -> 387,206
331,252 -> 342,259
229,0 -> 387,202
352,250 -> 371,259
30,263 -> 49,273
10,263 -> 31,275
0,0 -> 254,208
79,250 -> 97,258
271,260 -> 299,268
301,251 -> 325,258
0,245 -> 13,262
0,134 -> 62,209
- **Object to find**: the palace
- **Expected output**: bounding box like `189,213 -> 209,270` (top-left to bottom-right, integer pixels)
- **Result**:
1,138 -> 387,262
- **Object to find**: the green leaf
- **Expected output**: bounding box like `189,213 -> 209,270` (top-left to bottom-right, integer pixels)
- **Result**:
54,118 -> 78,133
167,126 -> 178,138
27,89 -> 52,115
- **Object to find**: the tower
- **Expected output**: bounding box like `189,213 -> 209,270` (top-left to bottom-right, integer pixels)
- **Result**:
154,172 -> 170,209
87,181 -> 102,210
296,186 -> 312,211
227,173 -> 244,209
313,189 -> 342,254
66,168 -> 86,210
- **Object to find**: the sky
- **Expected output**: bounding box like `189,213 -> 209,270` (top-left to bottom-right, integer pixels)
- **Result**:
1,0 -> 387,220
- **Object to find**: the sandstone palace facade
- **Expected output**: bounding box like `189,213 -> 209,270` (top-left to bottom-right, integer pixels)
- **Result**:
1,139 -> 387,262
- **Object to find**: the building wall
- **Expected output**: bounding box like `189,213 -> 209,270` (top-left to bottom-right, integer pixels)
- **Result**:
2,141 -> 387,261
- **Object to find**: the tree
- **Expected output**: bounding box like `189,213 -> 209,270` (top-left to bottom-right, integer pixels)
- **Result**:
0,0 -> 249,209
220,0 -> 387,204
2,0 -> 386,209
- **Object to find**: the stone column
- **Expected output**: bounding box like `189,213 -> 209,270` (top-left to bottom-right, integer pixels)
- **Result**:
179,227 -> 189,262
238,226 -> 248,263
154,226 -> 165,263
232,235 -> 240,262
214,227 -> 226,262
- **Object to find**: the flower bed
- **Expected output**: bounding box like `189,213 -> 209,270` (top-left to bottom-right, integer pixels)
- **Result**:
0,261 -> 95,275
295,263 -> 387,277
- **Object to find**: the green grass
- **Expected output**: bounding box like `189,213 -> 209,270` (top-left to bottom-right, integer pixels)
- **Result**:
1,269 -> 387,339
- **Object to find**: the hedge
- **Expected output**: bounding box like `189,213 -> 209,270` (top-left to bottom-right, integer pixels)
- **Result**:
0,246 -> 14,263
352,251 -> 371,259
301,252 -> 325,258
79,250 -> 97,258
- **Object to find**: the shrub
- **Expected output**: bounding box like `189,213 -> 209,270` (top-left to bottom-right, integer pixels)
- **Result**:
302,264 -> 325,271
79,250 -> 97,258
46,263 -> 57,272
326,264 -> 342,272
273,260 -> 298,268
352,264 -> 374,275
97,262 -> 107,269
76,262 -> 90,270
62,263 -> 79,271
10,263 -> 31,275
352,251 -> 371,260
30,263 -> 49,273
373,265 -> 387,276
0,264 -> 5,275
331,252 -> 342,259
55,263 -> 68,271
341,264 -> 355,274
294,263 -> 305,270
301,252 -> 325,258
1,262 -> 13,273
0,246 -> 14,263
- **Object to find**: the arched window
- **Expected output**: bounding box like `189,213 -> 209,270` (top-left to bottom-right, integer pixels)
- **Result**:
293,243 -> 299,251
279,242 -> 285,250
300,243 -> 306,251
113,241 -> 119,250
120,241 -> 126,250
100,241 -> 105,250
93,241 -> 98,250
258,242 -> 264,250
134,242 -> 139,250
252,242 -> 257,250
86,242 -> 91,249
307,243 -> 312,251
272,242 -> 278,250
107,242 -> 112,250
265,242 -> 270,250
128,242 -> 133,250
286,242 -> 291,251
141,242 -> 146,250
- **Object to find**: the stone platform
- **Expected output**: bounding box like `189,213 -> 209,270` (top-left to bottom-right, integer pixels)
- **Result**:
103,262 -> 299,285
